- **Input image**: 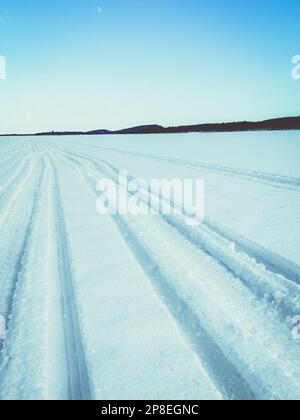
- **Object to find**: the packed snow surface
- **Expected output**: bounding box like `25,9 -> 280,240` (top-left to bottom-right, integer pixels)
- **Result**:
0,132 -> 299,400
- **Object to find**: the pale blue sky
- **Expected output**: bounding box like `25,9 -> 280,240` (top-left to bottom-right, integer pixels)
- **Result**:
0,0 -> 299,133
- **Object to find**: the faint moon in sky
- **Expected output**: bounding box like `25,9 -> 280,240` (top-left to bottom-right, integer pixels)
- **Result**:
97,6 -> 102,13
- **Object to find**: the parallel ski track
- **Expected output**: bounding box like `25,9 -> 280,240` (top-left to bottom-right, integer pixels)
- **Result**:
67,143 -> 300,192
49,144 -> 300,286
50,158 -> 92,401
0,141 -> 35,193
0,153 -> 31,189
0,156 -> 36,234
53,146 -> 300,319
52,146 -> 261,400
0,148 -> 22,167
0,159 -> 44,324
0,150 -> 91,400
53,145 -> 300,400
0,160 -> 45,366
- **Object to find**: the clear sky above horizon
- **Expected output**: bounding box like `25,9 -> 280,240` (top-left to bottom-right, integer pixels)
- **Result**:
0,0 -> 299,133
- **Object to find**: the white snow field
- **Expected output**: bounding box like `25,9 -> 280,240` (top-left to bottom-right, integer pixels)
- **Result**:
0,132 -> 299,400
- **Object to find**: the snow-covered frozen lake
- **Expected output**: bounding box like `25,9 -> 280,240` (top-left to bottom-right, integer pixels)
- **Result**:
0,131 -> 299,400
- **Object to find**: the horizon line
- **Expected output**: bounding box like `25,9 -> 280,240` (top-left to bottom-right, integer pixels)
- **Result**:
1,114 -> 300,137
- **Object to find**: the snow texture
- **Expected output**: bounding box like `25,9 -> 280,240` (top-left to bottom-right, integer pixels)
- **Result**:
0,133 -> 299,400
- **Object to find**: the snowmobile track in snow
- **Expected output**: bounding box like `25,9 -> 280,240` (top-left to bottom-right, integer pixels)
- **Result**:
55,146 -> 300,320
53,145 -> 300,400
1,141 -> 299,400
51,160 -> 92,400
53,148 -> 255,400
89,145 -> 300,192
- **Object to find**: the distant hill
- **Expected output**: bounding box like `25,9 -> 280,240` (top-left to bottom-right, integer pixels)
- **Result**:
86,125 -> 165,135
162,116 -> 300,134
113,125 -> 165,134
1,116 -> 300,137
85,129 -> 112,135
87,116 -> 300,135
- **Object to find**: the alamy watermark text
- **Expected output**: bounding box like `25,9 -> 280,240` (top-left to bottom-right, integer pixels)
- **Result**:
0,55 -> 6,80
292,55 -> 300,80
292,316 -> 300,341
0,316 -> 6,340
96,172 -> 205,226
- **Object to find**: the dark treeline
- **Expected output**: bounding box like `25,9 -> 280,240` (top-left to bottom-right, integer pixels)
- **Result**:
1,116 -> 300,137
102,117 -> 300,135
